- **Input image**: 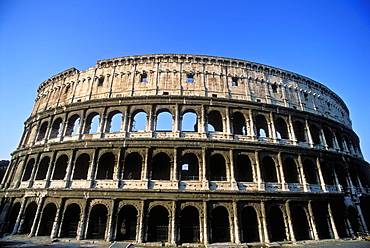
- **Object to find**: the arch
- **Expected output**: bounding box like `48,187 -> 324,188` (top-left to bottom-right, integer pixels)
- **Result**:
323,127 -> 334,148
182,111 -> 198,132
335,131 -> 344,151
275,117 -> 289,139
349,166 -> 360,187
65,114 -> 80,136
348,206 -> 359,235
331,201 -> 350,238
335,164 -> 348,188
131,111 -> 147,131
86,204 -> 108,239
240,206 -> 259,242
235,155 -> 253,182
291,205 -> 310,241
35,156 -> 50,180
19,202 -> 37,234
37,203 -> 57,236
52,154 -> 68,180
180,153 -> 199,180
232,112 -> 246,135
22,158 -> 35,181
36,121 -> 48,141
303,159 -> 319,184
209,154 -> 226,181
360,197 -> 370,232
180,206 -> 200,243
211,206 -> 230,243
268,206 -> 286,242
96,152 -> 115,180
309,124 -> 321,145
320,162 -> 334,185
151,152 -> 171,180
49,118 -> 63,138
261,156 -> 278,182
256,115 -> 269,137
283,158 -> 300,183
84,112 -> 100,134
106,111 -> 123,133
293,120 -> 306,142
5,202 -> 21,234
156,111 -> 173,131
208,110 -> 223,132
72,153 -> 90,180
116,205 -> 137,241
60,203 -> 80,238
312,202 -> 331,239
123,152 -> 142,180
147,205 -> 169,242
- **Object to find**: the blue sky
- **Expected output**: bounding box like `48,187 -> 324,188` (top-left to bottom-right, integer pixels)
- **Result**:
0,0 -> 369,161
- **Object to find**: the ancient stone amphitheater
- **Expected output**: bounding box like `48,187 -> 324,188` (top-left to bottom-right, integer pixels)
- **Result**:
0,54 -> 369,246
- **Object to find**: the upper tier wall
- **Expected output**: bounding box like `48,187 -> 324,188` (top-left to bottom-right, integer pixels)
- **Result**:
32,54 -> 351,128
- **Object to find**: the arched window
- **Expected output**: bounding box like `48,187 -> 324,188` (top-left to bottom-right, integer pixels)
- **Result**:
235,155 -> 253,182
283,158 -> 300,183
148,206 -> 169,242
232,112 -> 246,135
117,205 -> 138,241
5,202 -> 21,233
241,206 -> 259,242
211,206 -> 230,243
335,131 -> 344,151
52,155 -> 68,180
49,118 -> 63,138
96,153 -> 115,180
268,206 -> 286,242
275,117 -> 289,139
19,202 -> 37,234
209,154 -> 226,181
349,166 -> 360,187
291,206 -> 310,241
182,111 -> 198,132
37,203 -> 57,236
293,120 -> 306,142
323,127 -> 334,148
84,113 -> 100,134
335,164 -> 348,188
312,202 -> 331,239
22,158 -> 35,181
180,206 -> 200,243
320,161 -> 334,185
65,114 -> 80,136
156,111 -> 173,131
86,204 -> 108,239
73,153 -> 90,180
309,124 -> 321,145
105,111 -> 123,133
208,110 -> 223,132
35,156 -> 50,180
151,152 -> 171,180
131,111 -> 147,131
303,159 -> 319,184
123,152 -> 142,180
37,121 -> 48,141
255,115 -> 269,137
180,153 -> 199,180
61,203 -> 81,238
261,156 -> 278,182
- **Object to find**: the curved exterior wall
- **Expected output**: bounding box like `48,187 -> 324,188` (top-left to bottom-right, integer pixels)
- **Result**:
0,54 -> 369,245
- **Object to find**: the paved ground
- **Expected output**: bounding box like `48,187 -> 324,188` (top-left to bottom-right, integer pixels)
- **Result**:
0,235 -> 369,247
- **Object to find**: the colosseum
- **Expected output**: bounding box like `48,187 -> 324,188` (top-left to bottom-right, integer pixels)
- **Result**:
0,54 -> 369,246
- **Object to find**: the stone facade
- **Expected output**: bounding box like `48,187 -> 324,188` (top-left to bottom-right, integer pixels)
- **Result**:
0,54 -> 369,246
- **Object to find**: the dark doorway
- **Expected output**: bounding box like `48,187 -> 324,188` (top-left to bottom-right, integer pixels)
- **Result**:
147,206 -> 169,242
180,206 -> 200,243
5,202 -> 21,234
261,156 -> 278,182
151,153 -> 171,180
291,206 -> 310,241
19,202 -> 37,234
37,203 -> 57,236
268,206 -> 286,242
123,152 -> 142,180
117,205 -> 137,241
96,152 -> 115,179
211,206 -> 230,243
73,153 -> 90,180
283,158 -> 300,183
348,206 -> 359,235
312,202 -> 331,239
209,154 -> 227,181
60,203 -> 80,238
235,155 -> 253,182
53,155 -> 68,180
241,206 -> 259,242
86,204 -> 108,240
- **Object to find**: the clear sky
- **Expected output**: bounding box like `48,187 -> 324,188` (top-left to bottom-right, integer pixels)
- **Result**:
0,0 -> 369,161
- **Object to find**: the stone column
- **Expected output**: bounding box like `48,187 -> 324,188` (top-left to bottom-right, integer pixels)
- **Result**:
137,201 -> 145,243
107,199 -> 116,241
28,152 -> 42,188
64,149 -> 76,188
202,201 -> 209,244
305,119 -> 314,147
170,201 -> 177,244
225,107 -> 232,139
30,196 -> 46,236
51,198 -> 65,238
229,149 -> 237,190
269,112 -> 277,141
45,151 -> 58,188
307,201 -> 319,240
260,201 -> 270,243
285,201 -> 296,242
201,148 -> 208,189
77,199 -> 89,240
232,201 -> 240,244
248,109 -> 257,141
316,158 -> 327,192
87,148 -> 99,188
297,154 -> 309,192
255,151 -> 264,190
288,115 -> 297,145
327,202 -> 339,239
277,152 -> 287,191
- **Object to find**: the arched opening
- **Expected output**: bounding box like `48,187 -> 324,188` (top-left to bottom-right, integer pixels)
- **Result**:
283,158 -> 300,183
309,124 -> 321,145
323,127 -> 334,148
36,121 -> 48,141
320,162 -> 334,185
291,206 -> 310,241
312,202 -> 331,239
37,203 -> 57,236
261,156 -> 278,182
331,201 -> 350,238
52,155 -> 68,180
335,164 -> 348,188
235,155 -> 253,182
256,115 -> 269,137
275,117 -> 289,139
106,111 -> 123,133
156,111 -> 173,131
5,202 -> 21,234
232,112 -> 246,135
86,204 -> 108,240
180,153 -> 199,180
123,152 -> 142,180
72,153 -> 90,180
208,110 -> 223,132
209,154 -> 227,181
96,152 -> 115,180
211,206 -> 230,243
60,203 -> 80,238
22,158 -> 35,181
303,159 -> 319,184
49,118 -> 63,139
360,197 -> 370,231
147,206 -> 169,242
35,156 -> 50,180
335,131 -> 344,151
180,206 -> 200,243
240,206 -> 259,242
84,113 -> 100,134
116,205 -> 137,241
293,120 -> 306,142
349,166 -> 360,187
151,152 -> 171,180
348,206 -> 359,235
131,111 -> 147,131
182,111 -> 198,132
65,114 -> 80,136
19,202 -> 37,234
268,206 -> 286,242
